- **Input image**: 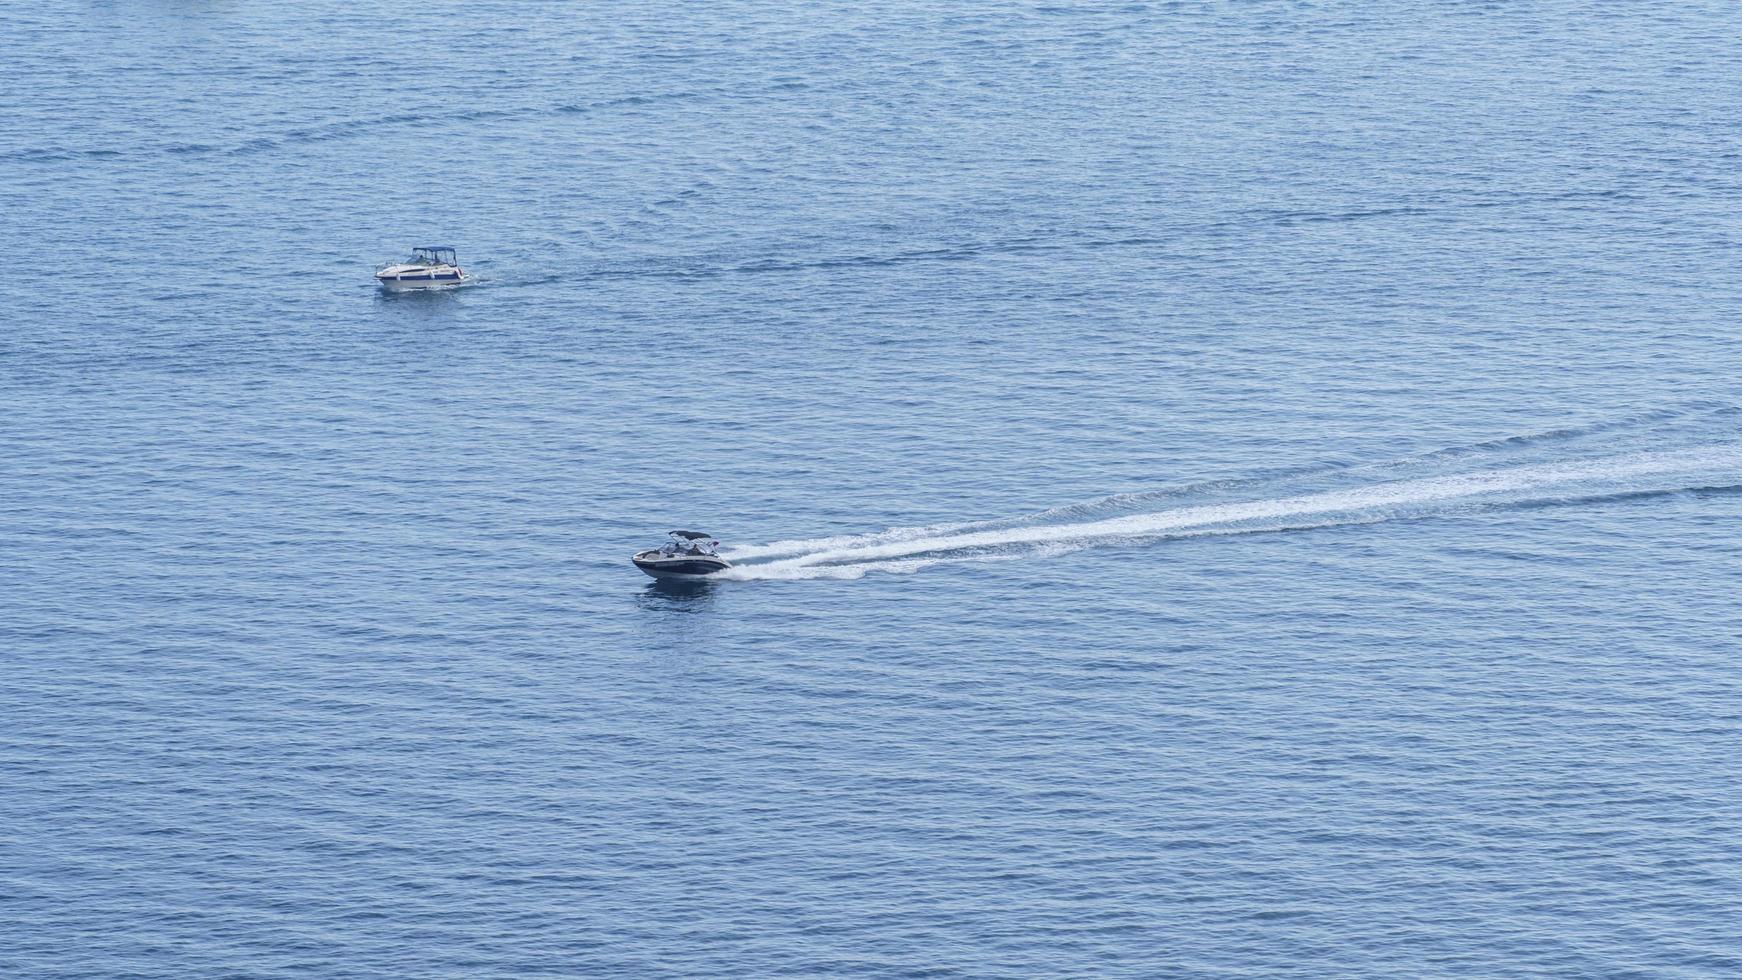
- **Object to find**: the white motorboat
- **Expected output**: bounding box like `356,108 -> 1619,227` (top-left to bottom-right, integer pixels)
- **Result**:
375,246 -> 470,289
633,531 -> 732,580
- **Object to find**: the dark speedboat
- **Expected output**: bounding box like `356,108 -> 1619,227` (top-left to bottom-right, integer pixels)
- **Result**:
633,531 -> 731,580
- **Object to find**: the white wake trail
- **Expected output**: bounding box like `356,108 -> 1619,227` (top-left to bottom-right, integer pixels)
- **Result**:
721,446 -> 1742,581
722,520 -> 988,561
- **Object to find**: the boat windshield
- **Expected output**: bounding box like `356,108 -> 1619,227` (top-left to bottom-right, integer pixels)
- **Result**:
410,248 -> 456,266
664,534 -> 718,555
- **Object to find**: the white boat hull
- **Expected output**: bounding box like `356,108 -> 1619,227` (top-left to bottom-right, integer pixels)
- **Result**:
375,263 -> 469,289
377,274 -> 470,290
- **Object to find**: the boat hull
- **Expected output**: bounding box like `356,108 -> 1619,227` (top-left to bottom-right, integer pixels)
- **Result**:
376,273 -> 469,290
633,552 -> 731,580
375,263 -> 469,289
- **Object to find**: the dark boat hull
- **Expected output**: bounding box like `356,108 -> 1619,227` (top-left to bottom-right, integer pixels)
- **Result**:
632,552 -> 731,580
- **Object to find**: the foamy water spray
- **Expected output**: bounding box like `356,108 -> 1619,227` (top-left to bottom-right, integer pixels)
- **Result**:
720,447 -> 1742,581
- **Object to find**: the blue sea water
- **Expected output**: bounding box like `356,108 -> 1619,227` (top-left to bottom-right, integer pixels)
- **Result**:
5,1 -> 1742,975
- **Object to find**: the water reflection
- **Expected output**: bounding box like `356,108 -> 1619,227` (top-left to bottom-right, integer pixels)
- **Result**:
372,284 -> 467,307
635,578 -> 719,614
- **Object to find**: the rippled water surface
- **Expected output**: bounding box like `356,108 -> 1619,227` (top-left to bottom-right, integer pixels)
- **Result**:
6,2 -> 1742,976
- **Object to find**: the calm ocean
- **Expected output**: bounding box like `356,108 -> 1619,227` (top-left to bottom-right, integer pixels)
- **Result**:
4,2 -> 1742,975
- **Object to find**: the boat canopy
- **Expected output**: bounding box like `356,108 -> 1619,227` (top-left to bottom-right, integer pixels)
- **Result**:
410,246 -> 458,265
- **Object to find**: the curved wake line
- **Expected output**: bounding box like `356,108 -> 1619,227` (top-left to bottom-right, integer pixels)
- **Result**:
720,446 -> 1742,582
723,410 -> 1738,563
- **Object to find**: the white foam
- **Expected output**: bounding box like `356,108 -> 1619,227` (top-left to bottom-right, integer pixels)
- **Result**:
722,446 -> 1742,581
722,520 -> 982,560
